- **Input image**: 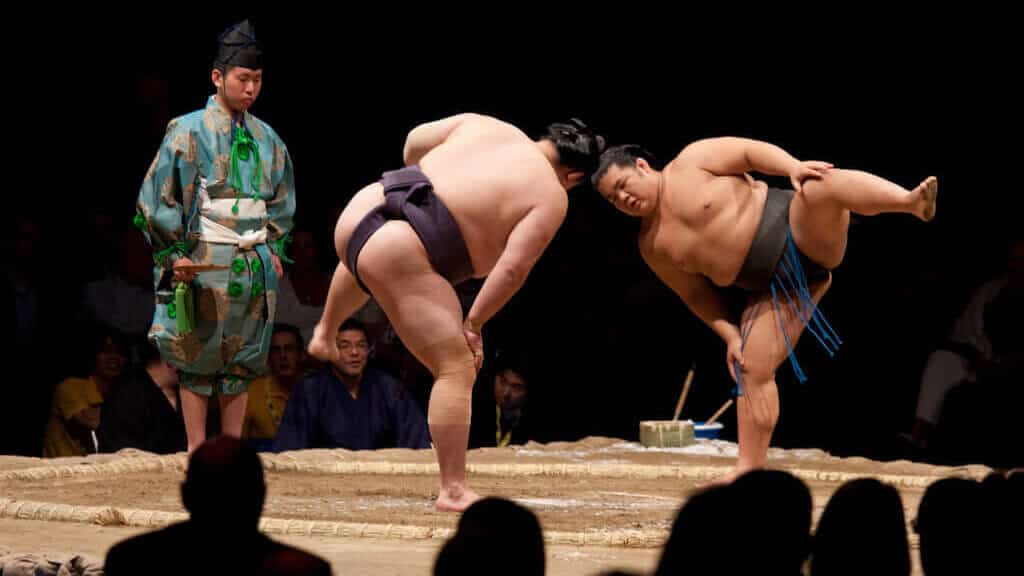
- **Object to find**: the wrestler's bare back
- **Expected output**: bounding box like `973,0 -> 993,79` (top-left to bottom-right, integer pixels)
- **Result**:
640,152 -> 770,287
415,116 -> 566,276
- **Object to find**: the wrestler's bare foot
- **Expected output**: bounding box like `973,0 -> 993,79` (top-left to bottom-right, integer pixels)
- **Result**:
911,176 -> 938,221
435,485 -> 482,512
698,469 -> 740,489
307,324 -> 339,363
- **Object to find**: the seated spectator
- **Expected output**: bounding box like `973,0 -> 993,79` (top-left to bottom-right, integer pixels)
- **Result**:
470,350 -> 532,448
433,497 -> 544,576
43,328 -> 127,457
274,229 -> 330,346
99,339 -> 186,454
654,484 -> 733,576
909,238 -> 1023,459
273,319 -> 430,451
244,324 -> 307,451
104,436 -> 331,575
657,470 -> 811,576
974,472 -> 1020,574
731,470 -> 813,575
913,477 -> 984,576
810,478 -> 910,576
79,227 -> 155,340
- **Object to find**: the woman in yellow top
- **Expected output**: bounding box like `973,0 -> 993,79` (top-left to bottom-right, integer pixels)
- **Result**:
43,330 -> 126,457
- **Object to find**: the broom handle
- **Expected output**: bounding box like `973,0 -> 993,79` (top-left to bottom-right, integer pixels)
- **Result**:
672,365 -> 696,421
705,398 -> 734,426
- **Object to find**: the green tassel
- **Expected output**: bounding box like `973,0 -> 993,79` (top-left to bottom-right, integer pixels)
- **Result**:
174,282 -> 194,335
229,124 -> 262,203
273,233 -> 295,264
153,241 -> 190,266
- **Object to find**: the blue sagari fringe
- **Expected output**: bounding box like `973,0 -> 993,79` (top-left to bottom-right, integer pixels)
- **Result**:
733,232 -> 842,396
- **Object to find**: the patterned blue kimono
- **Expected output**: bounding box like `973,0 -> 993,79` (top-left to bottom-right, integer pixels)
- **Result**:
136,95 -> 296,395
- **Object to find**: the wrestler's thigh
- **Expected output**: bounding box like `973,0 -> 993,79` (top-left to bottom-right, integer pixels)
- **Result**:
358,221 -> 466,375
790,176 -> 850,269
740,277 -> 831,381
333,183 -> 385,257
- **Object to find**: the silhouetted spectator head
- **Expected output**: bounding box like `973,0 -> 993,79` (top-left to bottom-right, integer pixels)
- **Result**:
434,497 -> 544,576
731,469 -> 813,575
658,472 -> 812,575
913,477 -> 983,576
181,436 -> 265,530
107,435 -> 330,575
655,484 -> 734,576
811,478 -> 910,576
976,471 -> 1022,574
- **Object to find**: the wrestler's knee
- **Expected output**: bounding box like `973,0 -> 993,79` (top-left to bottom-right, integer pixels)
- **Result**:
742,359 -> 776,391
426,340 -> 476,427
420,337 -> 476,384
799,169 -> 839,200
436,345 -> 476,388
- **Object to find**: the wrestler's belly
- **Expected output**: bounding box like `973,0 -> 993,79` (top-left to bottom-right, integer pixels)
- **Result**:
694,183 -> 766,286
690,242 -> 750,287
655,215 -> 762,287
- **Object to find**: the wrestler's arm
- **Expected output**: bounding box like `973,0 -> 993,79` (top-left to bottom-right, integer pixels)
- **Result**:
465,201 -> 566,330
402,113 -> 480,166
640,247 -> 741,344
678,137 -> 802,178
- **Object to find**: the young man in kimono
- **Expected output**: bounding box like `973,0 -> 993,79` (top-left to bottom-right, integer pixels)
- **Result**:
135,20 -> 296,455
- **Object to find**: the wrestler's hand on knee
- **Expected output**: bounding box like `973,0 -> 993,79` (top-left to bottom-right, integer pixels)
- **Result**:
726,337 -> 745,382
790,160 -> 833,193
463,322 -> 484,372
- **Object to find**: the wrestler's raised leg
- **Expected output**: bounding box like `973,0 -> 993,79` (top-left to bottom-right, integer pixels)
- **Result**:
792,171 -> 937,269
